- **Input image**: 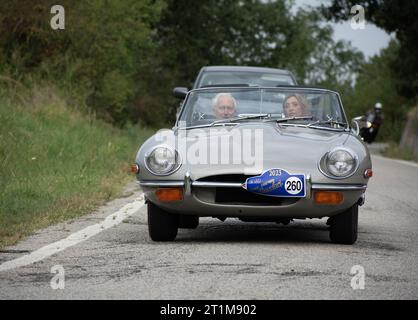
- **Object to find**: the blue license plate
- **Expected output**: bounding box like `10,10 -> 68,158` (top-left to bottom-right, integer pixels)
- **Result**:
243,168 -> 306,198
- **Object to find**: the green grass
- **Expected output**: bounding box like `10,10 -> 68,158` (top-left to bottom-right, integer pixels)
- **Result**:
0,95 -> 154,248
382,142 -> 418,163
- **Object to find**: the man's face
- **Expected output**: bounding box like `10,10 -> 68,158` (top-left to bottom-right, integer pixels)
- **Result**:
284,96 -> 304,117
213,95 -> 236,119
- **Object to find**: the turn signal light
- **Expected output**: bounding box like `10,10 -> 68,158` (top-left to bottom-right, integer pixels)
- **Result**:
364,169 -> 373,178
156,188 -> 183,202
131,164 -> 139,174
314,191 -> 344,205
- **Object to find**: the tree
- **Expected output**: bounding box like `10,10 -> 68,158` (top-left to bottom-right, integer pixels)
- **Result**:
156,0 -> 363,87
0,0 -> 366,127
321,0 -> 418,99
0,0 -> 165,124
343,40 -> 408,141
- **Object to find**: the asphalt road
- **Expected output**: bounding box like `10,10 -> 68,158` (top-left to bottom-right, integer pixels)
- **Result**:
0,153 -> 417,300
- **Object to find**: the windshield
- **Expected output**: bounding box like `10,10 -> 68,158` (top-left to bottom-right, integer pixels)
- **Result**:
197,71 -> 295,87
177,87 -> 347,129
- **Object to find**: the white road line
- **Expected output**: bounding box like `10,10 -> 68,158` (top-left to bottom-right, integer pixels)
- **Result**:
0,194 -> 145,272
372,154 -> 418,168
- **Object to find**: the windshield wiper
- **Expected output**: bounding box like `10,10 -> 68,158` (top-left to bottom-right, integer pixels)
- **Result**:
273,116 -> 314,123
211,113 -> 270,126
178,123 -> 238,130
306,119 -> 347,128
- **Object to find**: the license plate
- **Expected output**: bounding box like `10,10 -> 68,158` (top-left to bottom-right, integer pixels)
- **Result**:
243,168 -> 306,198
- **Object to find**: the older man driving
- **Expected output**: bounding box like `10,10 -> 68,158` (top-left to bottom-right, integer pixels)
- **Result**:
212,93 -> 237,119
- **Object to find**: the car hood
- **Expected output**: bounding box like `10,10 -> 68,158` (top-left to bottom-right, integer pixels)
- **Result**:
136,122 -> 366,183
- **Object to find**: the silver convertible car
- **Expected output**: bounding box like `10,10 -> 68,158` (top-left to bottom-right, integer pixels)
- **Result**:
133,86 -> 372,244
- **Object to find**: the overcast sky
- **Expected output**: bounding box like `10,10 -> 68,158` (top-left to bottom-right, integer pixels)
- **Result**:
294,0 -> 393,59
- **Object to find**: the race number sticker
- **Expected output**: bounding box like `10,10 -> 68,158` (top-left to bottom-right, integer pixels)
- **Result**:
284,176 -> 303,195
243,168 -> 306,198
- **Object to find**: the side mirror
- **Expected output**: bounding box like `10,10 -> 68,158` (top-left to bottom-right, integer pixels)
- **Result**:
173,87 -> 188,99
351,116 -> 372,135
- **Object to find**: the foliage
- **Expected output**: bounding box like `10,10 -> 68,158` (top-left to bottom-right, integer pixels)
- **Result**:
0,0 -> 373,127
0,86 -> 154,247
153,0 -> 363,123
341,40 -> 407,142
157,0 -> 363,86
321,0 -> 418,99
0,0 -> 165,124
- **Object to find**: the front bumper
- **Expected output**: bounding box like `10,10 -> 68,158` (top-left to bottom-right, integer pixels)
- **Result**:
138,174 -> 367,219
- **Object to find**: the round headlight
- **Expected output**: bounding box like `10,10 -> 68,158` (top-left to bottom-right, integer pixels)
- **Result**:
145,146 -> 180,175
325,148 -> 357,177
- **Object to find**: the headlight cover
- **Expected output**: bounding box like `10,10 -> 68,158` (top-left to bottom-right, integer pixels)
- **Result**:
321,148 -> 358,178
145,146 -> 181,175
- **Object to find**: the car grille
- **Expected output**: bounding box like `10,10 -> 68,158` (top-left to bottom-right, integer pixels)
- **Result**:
196,174 -> 300,206
197,174 -> 250,183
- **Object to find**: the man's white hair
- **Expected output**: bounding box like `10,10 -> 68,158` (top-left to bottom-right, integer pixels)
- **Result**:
212,93 -> 237,108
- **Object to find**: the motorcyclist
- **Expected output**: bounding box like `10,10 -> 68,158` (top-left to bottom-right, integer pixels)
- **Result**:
361,102 -> 384,143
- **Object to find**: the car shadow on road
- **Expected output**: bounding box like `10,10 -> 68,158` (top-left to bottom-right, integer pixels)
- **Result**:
175,220 -> 332,244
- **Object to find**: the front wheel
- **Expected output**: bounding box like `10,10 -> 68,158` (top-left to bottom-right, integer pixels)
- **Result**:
148,202 -> 179,241
329,204 -> 358,245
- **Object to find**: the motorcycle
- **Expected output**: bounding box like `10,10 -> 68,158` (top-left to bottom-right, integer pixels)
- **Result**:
360,112 -> 383,143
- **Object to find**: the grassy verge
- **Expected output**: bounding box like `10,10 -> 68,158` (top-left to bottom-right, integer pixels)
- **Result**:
0,92 -> 155,248
381,142 -> 418,163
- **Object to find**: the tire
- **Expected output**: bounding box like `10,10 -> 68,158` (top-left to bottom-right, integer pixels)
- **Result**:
179,215 -> 199,229
329,204 -> 358,245
147,202 -> 179,241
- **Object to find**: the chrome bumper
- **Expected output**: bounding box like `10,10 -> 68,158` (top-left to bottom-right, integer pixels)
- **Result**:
137,173 -> 367,218
138,174 -> 367,193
